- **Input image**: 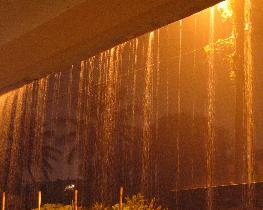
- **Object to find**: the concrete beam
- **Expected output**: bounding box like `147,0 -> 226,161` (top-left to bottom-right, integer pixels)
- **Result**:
0,0 -> 222,94
0,0 -> 85,45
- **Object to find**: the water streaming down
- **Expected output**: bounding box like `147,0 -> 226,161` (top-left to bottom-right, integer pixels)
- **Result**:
0,91 -> 19,207
32,78 -> 48,182
207,7 -> 215,210
6,87 -> 25,195
174,19 -> 183,210
244,0 -> 255,207
154,30 -> 160,196
141,32 -> 154,196
191,14 -> 197,189
65,67 -> 73,176
49,72 -> 61,148
100,47 -> 119,201
0,0 -> 262,209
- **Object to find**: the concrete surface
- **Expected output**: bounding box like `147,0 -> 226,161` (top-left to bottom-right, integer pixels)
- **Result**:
0,0 -> 85,46
0,0 -> 222,94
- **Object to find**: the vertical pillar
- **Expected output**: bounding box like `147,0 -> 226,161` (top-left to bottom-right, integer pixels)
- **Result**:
38,191 -> 41,210
2,192 -> 5,210
74,190 -> 78,210
119,186 -> 124,210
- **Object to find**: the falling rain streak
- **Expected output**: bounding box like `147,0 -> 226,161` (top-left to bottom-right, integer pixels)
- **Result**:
207,7 -> 215,210
141,32 -> 154,195
244,0 -> 255,208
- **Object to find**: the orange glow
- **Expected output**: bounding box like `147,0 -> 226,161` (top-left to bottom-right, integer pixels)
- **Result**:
217,0 -> 233,20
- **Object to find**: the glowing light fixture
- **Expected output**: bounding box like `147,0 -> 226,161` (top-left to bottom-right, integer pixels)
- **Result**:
64,184 -> 75,191
217,0 -> 233,20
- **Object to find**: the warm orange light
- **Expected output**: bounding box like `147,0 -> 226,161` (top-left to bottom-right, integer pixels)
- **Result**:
217,0 -> 233,20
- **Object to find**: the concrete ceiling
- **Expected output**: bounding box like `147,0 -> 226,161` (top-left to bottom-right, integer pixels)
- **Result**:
0,0 -> 85,45
0,0 -> 222,94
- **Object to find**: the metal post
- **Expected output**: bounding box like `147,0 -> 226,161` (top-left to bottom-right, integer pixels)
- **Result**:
2,192 -> 5,210
74,190 -> 78,210
119,186 -> 124,210
38,191 -> 41,210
